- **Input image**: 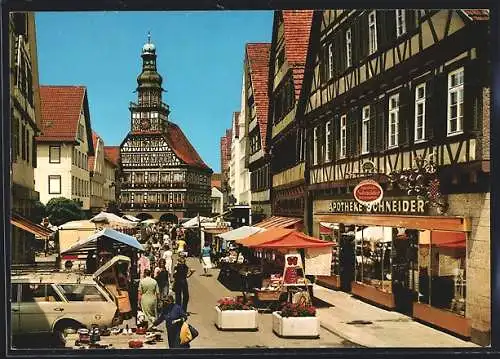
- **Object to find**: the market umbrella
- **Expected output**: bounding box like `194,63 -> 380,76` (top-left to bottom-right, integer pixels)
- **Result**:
123,214 -> 141,222
248,230 -> 334,249
236,228 -> 291,247
90,211 -> 137,228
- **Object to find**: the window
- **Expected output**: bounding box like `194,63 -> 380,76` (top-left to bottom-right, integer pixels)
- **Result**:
20,284 -> 62,302
58,284 -> 107,302
415,84 -> 426,142
340,115 -> 347,158
368,11 -> 378,55
396,10 -> 406,37
21,123 -> 26,160
346,28 -> 352,68
313,127 -> 319,165
447,68 -> 464,135
389,94 -> 400,148
49,146 -> 61,163
48,175 -> 61,194
11,284 -> 19,302
362,106 -> 370,154
328,43 -> 334,79
78,123 -> 84,141
325,121 -> 332,162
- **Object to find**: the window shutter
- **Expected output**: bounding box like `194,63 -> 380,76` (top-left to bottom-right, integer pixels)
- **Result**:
336,33 -> 345,74
32,134 -> 36,167
369,103 -> 377,152
424,77 -> 435,140
405,10 -> 416,33
377,11 -> 386,50
398,87 -> 410,147
351,107 -> 361,157
320,45 -> 328,83
464,60 -> 482,134
384,11 -> 396,45
408,85 -> 416,145
432,72 -> 448,141
375,97 -> 387,152
360,12 -> 369,59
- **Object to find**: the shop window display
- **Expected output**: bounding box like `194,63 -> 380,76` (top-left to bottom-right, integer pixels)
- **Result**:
319,223 -> 340,276
416,230 -> 466,316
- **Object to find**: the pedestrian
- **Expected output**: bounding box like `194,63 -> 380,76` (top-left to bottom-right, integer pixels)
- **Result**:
138,269 -> 159,326
176,236 -> 187,256
200,241 -> 212,276
151,295 -> 189,348
172,257 -> 195,313
137,252 -> 151,279
155,258 -> 169,301
162,244 -> 174,281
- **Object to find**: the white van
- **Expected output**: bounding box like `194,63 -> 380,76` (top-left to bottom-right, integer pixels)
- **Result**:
11,255 -> 130,340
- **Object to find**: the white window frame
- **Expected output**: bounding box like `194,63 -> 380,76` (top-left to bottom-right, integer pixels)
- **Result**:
48,175 -> 61,195
49,146 -> 61,163
368,11 -> 378,55
325,121 -> 332,162
340,115 -> 347,158
396,10 -> 406,37
328,43 -> 334,79
361,106 -> 370,154
447,67 -> 464,136
388,94 -> 400,148
313,126 -> 319,165
414,83 -> 426,142
346,28 -> 352,68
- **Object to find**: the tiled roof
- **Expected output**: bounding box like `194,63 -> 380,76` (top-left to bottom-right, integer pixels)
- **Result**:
462,9 -> 489,21
165,122 -> 210,170
38,86 -> 86,142
246,43 -> 271,150
104,146 -> 120,167
211,179 -> 222,189
282,10 -> 314,100
233,112 -> 240,139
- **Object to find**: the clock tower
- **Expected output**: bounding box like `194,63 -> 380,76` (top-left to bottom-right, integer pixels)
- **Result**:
130,32 -> 170,133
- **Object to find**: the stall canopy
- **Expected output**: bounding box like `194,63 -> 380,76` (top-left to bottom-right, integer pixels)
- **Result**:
59,220 -> 97,230
217,226 -> 266,242
182,216 -> 212,228
90,212 -> 137,228
123,214 -> 141,222
254,216 -> 302,229
421,231 -> 466,249
237,228 -> 333,249
11,212 -> 55,239
61,228 -> 144,254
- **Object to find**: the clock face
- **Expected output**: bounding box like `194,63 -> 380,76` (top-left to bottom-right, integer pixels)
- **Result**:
140,118 -> 151,130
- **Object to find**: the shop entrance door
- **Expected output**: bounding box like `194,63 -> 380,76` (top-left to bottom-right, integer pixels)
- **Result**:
392,229 -> 419,315
339,234 -> 355,292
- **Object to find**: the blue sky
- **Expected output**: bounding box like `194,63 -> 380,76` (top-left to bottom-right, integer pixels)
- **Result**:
35,11 -> 274,172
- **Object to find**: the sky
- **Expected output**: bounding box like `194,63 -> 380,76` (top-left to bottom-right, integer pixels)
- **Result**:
35,11 -> 274,173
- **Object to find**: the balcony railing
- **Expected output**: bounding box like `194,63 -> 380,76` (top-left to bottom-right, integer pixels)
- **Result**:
121,182 -> 187,189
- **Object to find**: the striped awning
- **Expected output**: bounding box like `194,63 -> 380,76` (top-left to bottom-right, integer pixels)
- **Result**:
254,216 -> 303,229
11,213 -> 55,239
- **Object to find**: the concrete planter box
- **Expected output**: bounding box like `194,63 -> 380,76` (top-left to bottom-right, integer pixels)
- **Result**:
272,311 -> 320,338
214,306 -> 258,331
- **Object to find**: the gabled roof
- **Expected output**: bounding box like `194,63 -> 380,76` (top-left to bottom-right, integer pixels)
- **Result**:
462,9 -> 489,21
38,85 -> 94,154
165,122 -> 211,171
211,179 -> 222,189
104,146 -> 120,167
281,10 -> 314,100
246,43 -> 271,150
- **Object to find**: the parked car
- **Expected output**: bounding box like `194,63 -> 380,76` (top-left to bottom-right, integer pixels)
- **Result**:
10,255 -> 130,342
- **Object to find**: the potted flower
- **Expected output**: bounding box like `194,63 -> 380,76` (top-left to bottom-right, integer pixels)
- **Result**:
214,296 -> 258,331
272,302 -> 320,338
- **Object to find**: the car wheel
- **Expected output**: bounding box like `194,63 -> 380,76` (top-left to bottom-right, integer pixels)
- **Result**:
53,320 -> 83,347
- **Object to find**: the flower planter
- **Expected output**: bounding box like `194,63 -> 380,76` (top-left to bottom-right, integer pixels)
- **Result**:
214,306 -> 258,331
272,311 -> 320,338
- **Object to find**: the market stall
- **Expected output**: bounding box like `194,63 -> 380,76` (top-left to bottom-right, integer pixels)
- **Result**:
215,226 -> 265,267
236,228 -> 333,310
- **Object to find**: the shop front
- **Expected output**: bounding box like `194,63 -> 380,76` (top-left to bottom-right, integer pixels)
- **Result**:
313,195 -> 472,339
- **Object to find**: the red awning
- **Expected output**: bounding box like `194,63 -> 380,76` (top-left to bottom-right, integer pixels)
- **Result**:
255,216 -> 302,229
11,213 -> 54,239
239,228 -> 333,249
430,231 -> 466,249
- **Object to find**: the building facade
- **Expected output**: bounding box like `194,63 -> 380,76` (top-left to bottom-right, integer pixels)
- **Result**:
10,12 -> 42,264
268,10 -> 313,223
36,86 -> 95,212
245,43 -> 272,221
119,35 -> 212,221
103,146 -> 120,209
88,132 -> 105,214
229,112 -> 241,203
220,128 -> 232,209
300,10 -> 490,345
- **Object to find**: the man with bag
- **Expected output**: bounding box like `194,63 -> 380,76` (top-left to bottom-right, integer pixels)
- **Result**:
151,295 -> 198,348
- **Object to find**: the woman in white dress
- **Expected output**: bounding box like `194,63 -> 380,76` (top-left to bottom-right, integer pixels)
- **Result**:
162,244 -> 174,281
200,242 -> 212,275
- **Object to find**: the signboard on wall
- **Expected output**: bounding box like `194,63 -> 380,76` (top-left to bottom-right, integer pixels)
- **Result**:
328,198 -> 427,215
353,180 -> 384,206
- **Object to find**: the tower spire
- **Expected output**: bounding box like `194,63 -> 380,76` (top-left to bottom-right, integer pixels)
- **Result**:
147,31 -> 151,44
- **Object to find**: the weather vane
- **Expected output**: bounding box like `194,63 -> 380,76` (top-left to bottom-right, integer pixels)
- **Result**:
147,31 -> 151,44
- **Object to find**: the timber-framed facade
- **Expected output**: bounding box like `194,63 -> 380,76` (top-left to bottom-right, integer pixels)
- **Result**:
299,10 -> 490,345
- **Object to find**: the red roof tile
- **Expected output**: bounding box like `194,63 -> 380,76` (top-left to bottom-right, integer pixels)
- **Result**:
165,122 -> 210,170
104,146 -> 120,167
211,179 -> 222,189
282,10 -> 314,100
462,9 -> 489,21
246,43 -> 271,150
38,86 -> 86,142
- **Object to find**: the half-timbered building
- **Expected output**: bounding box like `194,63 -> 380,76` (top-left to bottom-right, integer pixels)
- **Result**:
119,35 -> 212,221
245,43 -> 272,221
268,10 -> 313,226
299,9 -> 490,345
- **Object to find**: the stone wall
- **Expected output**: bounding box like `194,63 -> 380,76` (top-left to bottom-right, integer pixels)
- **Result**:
446,193 -> 490,346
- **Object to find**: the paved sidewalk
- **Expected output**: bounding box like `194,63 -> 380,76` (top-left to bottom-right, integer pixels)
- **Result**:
313,284 -> 479,348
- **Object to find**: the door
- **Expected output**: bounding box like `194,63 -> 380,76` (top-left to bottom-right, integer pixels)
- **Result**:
19,283 -> 65,334
10,284 -> 20,335
392,229 -> 419,315
339,233 -> 355,292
